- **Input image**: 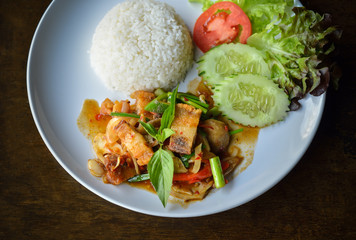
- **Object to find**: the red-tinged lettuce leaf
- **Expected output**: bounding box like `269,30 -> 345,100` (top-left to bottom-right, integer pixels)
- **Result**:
247,7 -> 341,110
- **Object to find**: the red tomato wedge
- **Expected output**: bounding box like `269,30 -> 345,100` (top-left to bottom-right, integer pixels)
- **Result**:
193,1 -> 252,53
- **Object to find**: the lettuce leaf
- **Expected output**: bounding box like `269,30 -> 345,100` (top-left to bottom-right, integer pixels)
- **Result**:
247,7 -> 340,109
239,0 -> 294,33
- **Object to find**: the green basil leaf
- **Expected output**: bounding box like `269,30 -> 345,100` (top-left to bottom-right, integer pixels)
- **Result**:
127,173 -> 150,183
157,128 -> 175,143
180,153 -> 193,168
181,152 -> 194,162
148,148 -> 174,207
159,85 -> 178,133
138,120 -> 158,140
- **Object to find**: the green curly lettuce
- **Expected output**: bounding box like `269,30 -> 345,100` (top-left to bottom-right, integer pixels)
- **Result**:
247,7 -> 341,109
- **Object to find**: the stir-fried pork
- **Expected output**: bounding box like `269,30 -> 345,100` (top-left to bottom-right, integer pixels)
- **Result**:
103,153 -> 136,185
115,120 -> 154,166
131,90 -> 155,116
168,103 -> 202,155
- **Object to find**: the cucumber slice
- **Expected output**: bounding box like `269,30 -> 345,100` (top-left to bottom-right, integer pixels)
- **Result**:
198,43 -> 271,85
213,74 -> 290,127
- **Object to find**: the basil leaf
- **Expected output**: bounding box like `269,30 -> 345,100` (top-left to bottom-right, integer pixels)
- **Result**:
181,152 -> 194,162
127,173 -> 150,183
159,85 -> 178,133
157,128 -> 175,143
148,148 -> 174,207
180,155 -> 192,168
138,120 -> 158,140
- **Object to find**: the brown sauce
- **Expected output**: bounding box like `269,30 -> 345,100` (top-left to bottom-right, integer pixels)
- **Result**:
128,180 -> 155,193
224,120 -> 260,176
77,99 -> 111,142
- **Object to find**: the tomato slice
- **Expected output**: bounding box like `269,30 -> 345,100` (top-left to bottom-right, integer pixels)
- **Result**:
193,2 -> 252,53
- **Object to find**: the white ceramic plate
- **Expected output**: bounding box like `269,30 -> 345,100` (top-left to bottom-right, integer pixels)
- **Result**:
27,0 -> 324,217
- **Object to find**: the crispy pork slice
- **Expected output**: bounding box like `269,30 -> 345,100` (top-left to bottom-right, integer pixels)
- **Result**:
168,103 -> 202,155
116,121 -> 153,166
130,90 -> 155,115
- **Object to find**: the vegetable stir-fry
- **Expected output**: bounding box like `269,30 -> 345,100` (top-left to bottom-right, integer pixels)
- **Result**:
78,83 -> 257,207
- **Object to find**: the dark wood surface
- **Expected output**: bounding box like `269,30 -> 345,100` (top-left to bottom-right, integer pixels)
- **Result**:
1,0 -> 355,239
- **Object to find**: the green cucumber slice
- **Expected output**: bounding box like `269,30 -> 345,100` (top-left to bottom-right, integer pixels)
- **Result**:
197,43 -> 271,85
213,74 -> 290,127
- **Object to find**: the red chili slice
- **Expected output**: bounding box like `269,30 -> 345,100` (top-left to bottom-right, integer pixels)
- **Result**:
173,161 -> 229,184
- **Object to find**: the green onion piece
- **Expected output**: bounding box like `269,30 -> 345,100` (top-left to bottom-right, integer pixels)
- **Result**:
177,92 -> 199,100
127,173 -> 150,183
178,93 -> 210,108
144,92 -> 169,113
178,96 -> 208,114
167,92 -> 210,109
110,112 -> 140,118
154,88 -> 166,97
209,156 -> 225,189
229,128 -> 244,135
144,100 -> 170,114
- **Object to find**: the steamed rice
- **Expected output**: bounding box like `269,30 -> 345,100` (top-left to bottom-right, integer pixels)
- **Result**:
90,0 -> 194,94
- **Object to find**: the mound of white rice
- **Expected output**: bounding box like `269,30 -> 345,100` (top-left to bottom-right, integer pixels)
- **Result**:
90,0 -> 194,94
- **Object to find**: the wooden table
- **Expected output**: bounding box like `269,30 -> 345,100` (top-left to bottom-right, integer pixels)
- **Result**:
1,0 -> 355,239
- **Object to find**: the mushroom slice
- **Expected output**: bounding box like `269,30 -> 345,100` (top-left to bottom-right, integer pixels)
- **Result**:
200,119 -> 230,154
